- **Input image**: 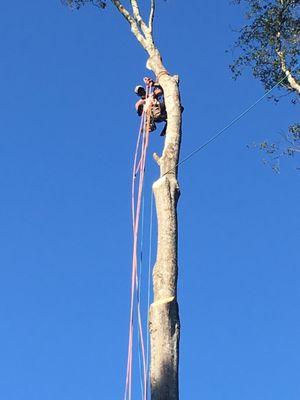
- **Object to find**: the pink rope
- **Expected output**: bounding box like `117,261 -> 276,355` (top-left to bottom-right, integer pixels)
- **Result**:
125,85 -> 152,400
131,113 -> 145,228
134,115 -> 150,400
125,123 -> 143,400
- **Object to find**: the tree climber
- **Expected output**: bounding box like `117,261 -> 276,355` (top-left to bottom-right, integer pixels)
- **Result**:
134,77 -> 167,136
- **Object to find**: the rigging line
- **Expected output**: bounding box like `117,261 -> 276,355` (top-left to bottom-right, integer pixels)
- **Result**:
132,113 -> 145,228
164,65 -> 300,176
137,195 -> 145,398
125,84 -> 152,400
125,114 -> 146,400
146,190 -> 154,400
137,110 -> 151,400
129,141 -> 145,400
131,91 -> 152,400
134,122 -> 147,400
134,139 -> 148,400
138,105 -> 153,400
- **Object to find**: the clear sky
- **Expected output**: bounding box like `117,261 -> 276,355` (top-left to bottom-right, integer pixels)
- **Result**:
0,1 -> 299,399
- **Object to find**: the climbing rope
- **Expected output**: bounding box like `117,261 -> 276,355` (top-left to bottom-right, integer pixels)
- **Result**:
125,83 -> 153,400
137,195 -> 145,396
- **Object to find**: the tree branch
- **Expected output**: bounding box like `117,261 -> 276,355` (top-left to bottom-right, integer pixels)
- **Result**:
110,0 -> 147,48
130,0 -> 141,18
275,21 -> 300,96
130,0 -> 148,32
277,49 -> 300,95
129,0 -> 156,49
149,0 -> 155,34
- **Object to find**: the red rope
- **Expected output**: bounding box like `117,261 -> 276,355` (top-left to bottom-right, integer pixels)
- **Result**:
125,85 -> 152,400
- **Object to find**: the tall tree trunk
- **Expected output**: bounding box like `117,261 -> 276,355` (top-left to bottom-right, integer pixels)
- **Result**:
108,3 -> 183,397
147,50 -> 182,400
64,2 -> 183,398
105,3 -> 183,395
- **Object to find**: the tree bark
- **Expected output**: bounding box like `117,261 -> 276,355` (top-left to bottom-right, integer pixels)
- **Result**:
147,50 -> 182,400
275,28 -> 300,96
277,49 -> 300,95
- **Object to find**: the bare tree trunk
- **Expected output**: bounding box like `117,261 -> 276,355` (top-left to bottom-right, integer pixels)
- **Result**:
147,51 -> 182,400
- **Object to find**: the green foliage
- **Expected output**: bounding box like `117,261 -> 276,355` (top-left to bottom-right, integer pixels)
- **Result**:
249,123 -> 300,172
62,0 -> 107,9
231,1 -> 300,171
231,0 -> 300,94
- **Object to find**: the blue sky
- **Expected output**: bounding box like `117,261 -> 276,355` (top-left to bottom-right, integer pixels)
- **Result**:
0,1 -> 299,399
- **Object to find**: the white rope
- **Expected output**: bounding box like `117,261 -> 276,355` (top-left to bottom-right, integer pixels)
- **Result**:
146,190 -> 154,399
137,195 -> 145,398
